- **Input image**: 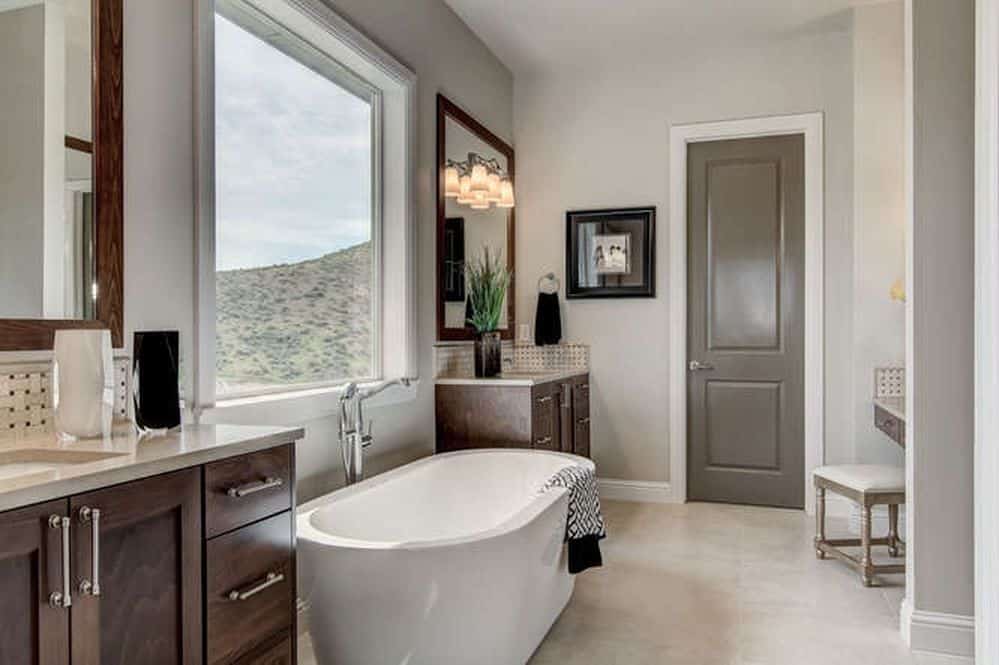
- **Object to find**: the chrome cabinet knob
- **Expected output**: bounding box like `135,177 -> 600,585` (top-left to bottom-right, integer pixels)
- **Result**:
688,360 -> 715,371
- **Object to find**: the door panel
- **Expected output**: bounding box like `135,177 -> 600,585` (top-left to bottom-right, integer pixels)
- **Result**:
70,468 -> 202,665
687,135 -> 805,508
705,381 -> 781,471
707,160 -> 781,351
0,499 -> 70,665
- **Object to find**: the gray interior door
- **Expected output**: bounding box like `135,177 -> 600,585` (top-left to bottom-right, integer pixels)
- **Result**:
686,135 -> 805,508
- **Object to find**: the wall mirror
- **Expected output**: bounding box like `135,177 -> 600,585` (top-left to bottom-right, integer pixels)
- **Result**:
0,0 -> 123,351
436,94 -> 515,341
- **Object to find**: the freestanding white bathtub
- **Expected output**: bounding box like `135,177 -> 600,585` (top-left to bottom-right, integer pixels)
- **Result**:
297,449 -> 592,665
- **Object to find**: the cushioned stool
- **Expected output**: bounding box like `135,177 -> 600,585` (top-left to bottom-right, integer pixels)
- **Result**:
813,465 -> 905,586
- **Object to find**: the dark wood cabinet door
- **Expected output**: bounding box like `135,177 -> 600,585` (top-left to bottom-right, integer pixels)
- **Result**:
0,499 -> 70,665
70,468 -> 202,665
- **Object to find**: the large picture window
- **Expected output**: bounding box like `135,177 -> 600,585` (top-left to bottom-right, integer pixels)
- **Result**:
213,1 -> 379,397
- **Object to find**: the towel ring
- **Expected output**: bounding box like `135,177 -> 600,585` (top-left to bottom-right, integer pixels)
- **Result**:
537,272 -> 560,295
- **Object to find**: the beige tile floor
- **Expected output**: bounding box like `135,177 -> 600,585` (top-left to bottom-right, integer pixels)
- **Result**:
299,500 -> 938,665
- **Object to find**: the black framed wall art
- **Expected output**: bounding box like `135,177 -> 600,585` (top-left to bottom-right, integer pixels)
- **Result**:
566,207 -> 656,298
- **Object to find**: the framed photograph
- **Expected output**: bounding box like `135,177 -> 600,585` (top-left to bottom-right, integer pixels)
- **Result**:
566,207 -> 655,298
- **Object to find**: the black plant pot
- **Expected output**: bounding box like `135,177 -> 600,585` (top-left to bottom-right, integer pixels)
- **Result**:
474,331 -> 502,378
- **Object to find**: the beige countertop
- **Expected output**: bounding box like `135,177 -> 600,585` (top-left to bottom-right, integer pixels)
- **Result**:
874,396 -> 905,421
435,368 -> 589,387
0,423 -> 304,512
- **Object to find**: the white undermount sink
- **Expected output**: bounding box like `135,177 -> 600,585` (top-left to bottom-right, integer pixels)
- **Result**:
0,449 -> 126,481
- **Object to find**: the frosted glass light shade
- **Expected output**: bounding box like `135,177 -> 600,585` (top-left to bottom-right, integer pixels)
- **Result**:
497,179 -> 515,208
52,329 -> 114,439
456,175 -> 474,204
444,166 -> 461,198
486,173 -> 501,202
470,163 -> 489,193
470,189 -> 490,209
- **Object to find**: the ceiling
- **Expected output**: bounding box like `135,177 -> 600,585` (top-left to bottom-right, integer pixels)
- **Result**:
443,0 -> 889,75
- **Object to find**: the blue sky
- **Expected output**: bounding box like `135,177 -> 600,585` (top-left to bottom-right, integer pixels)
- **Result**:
214,14 -> 371,272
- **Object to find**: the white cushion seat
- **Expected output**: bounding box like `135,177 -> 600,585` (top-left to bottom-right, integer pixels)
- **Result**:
812,464 -> 904,493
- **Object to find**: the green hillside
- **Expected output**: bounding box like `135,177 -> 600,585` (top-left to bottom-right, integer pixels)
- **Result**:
216,241 -> 372,392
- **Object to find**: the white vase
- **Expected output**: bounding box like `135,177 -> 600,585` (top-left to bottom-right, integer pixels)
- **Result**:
53,330 -> 114,439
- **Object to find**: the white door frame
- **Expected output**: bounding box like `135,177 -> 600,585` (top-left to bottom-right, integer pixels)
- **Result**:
976,0 -> 999,661
668,112 -> 825,514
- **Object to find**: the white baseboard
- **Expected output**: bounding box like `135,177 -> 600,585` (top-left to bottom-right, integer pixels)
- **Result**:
902,599 -> 975,661
597,478 -> 678,503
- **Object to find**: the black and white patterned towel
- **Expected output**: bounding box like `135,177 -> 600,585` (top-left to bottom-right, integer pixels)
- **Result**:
541,465 -> 607,573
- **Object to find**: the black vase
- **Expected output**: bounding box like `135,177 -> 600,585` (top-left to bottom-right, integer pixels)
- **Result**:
474,331 -> 502,378
133,331 -> 181,431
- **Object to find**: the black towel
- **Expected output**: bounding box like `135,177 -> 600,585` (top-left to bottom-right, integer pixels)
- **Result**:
534,292 -> 562,345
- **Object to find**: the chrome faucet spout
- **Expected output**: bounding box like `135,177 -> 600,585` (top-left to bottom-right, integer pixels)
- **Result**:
338,378 -> 413,486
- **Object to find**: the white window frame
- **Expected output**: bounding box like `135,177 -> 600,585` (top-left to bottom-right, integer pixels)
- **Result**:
193,0 -> 417,417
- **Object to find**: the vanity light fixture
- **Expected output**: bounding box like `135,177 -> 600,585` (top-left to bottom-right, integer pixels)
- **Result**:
444,152 -> 514,209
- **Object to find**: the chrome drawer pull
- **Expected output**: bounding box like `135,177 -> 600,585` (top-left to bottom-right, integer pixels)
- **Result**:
577,417 -> 590,425
536,395 -> 553,404
226,477 -> 283,498
228,571 -> 285,601
78,507 -> 101,596
48,515 -> 71,609
536,436 -> 552,445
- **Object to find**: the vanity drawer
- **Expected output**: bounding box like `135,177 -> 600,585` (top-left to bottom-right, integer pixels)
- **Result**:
207,511 -> 294,665
205,445 -> 292,538
875,405 -> 905,447
232,630 -> 293,665
532,382 -> 560,450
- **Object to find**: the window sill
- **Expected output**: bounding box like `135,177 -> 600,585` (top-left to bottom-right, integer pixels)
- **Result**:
197,377 -> 420,426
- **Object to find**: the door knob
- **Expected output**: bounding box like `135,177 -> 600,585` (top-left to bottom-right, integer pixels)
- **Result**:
688,360 -> 715,371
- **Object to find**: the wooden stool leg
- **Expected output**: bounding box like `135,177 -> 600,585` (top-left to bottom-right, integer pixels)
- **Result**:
888,504 -> 900,557
860,505 -> 874,586
814,486 -> 827,559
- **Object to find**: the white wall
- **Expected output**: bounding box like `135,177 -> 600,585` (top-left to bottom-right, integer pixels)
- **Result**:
120,0 -> 512,502
514,16 -> 862,482
905,0 -> 976,653
852,2 -> 906,466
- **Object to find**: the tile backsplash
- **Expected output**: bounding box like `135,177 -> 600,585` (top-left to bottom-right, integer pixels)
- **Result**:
434,342 -> 589,378
874,366 -> 905,399
0,357 -> 130,437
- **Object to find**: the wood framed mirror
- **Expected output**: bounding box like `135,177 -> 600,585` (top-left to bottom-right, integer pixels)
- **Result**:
0,0 -> 123,351
436,93 -> 515,342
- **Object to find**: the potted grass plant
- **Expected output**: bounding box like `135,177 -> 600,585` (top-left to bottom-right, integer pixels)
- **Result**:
465,247 -> 512,377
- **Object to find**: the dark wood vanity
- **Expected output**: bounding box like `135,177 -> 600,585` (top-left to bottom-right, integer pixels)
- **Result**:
436,372 -> 591,457
0,431 -> 300,665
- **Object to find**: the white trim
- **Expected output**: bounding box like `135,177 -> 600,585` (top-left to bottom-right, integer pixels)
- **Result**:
902,602 -> 976,661
976,1 -> 999,664
193,0 -> 418,418
668,113 -> 825,514
597,479 -> 677,504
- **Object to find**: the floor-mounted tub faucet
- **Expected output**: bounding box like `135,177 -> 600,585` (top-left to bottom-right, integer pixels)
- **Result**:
338,378 -> 413,485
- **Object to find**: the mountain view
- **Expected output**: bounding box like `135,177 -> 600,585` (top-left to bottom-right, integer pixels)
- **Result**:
215,241 -> 373,394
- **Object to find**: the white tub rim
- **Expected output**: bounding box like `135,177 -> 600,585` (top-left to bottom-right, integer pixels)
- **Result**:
296,449 -> 592,552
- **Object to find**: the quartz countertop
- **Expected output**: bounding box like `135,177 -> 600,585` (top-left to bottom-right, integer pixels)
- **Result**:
874,396 -> 905,421
435,368 -> 589,386
0,423 -> 304,512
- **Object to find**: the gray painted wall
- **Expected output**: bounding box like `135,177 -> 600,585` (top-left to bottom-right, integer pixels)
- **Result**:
514,15 -> 864,482
907,0 -> 976,624
117,0 -> 511,502
0,6 -> 45,318
852,2 -> 906,467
